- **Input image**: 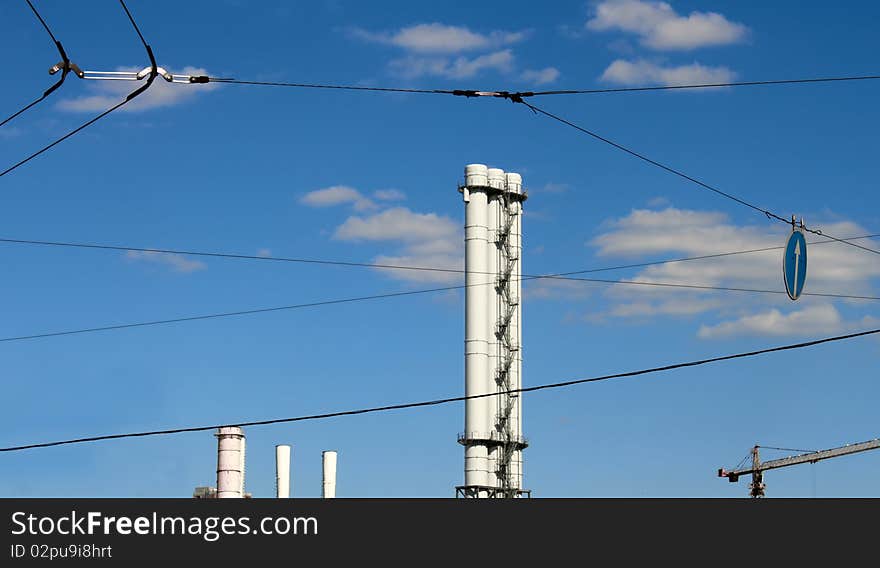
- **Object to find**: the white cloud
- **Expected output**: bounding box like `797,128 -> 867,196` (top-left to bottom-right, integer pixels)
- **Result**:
57,66 -> 217,112
587,0 -> 748,51
334,207 -> 456,243
355,22 -> 552,82
593,207 -> 880,286
352,23 -> 526,54
586,207 -> 880,333
333,207 -> 461,283
610,297 -> 724,318
300,186 -> 376,211
697,304 -> 843,339
373,189 -> 406,201
600,59 -> 736,86
646,196 -> 670,208
521,67 -> 561,85
389,49 -> 514,80
125,250 -> 206,273
256,248 -> 272,258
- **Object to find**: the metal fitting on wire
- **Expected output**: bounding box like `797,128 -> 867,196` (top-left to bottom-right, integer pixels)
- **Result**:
77,67 -> 227,84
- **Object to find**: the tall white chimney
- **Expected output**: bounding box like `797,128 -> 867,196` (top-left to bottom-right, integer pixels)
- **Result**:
216,427 -> 245,498
506,171 -> 525,491
457,164 -> 528,498
461,164 -> 492,496
322,450 -> 337,499
276,445 -> 291,498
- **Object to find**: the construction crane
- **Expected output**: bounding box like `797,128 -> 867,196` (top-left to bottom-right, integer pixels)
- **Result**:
718,439 -> 880,497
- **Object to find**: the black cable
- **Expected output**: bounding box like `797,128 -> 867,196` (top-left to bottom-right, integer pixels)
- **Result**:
2,232 -> 878,282
0,284 -> 463,343
118,0 -> 148,48
1,0 -> 73,128
0,0 -> 158,178
733,452 -> 753,471
530,75 -> 880,96
212,78 -> 457,96
2,326 -> 877,453
0,268 -> 876,345
758,445 -> 817,454
520,100 -> 880,257
209,74 -> 880,98
559,276 -> 880,301
24,0 -> 58,42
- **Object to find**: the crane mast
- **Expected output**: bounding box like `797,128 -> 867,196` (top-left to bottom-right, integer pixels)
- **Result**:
718,438 -> 880,497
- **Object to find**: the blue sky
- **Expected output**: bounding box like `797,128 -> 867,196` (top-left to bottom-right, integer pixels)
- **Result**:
1,0 -> 879,497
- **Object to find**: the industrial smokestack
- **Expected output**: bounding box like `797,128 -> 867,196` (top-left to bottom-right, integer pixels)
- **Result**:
239,435 -> 246,497
506,171 -> 525,492
461,164 -> 491,497
276,445 -> 291,498
216,427 -> 245,498
457,164 -> 528,498
322,450 -> 337,499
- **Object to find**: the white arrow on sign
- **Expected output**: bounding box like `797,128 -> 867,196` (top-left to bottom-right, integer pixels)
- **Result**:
792,239 -> 801,296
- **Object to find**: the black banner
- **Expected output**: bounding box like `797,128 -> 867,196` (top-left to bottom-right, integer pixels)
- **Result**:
1,499 -> 874,563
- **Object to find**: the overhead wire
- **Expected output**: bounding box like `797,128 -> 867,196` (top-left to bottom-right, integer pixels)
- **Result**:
0,261 -> 877,345
1,0 -> 75,128
202,74 -> 880,98
0,0 -> 159,178
517,99 -> 880,257
208,78 -> 459,95
192,75 -> 880,257
528,74 -> 880,96
2,326 -> 878,452
1,232 -> 878,282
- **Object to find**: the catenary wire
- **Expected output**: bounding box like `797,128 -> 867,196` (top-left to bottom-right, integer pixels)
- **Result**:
211,78 -> 458,95
24,0 -> 59,43
206,74 -> 880,98
519,100 -> 880,257
115,74 -> 880,257
1,326 -> 877,452
1,0 -> 73,128
0,232 -> 877,284
529,75 -> 880,96
0,0 -> 157,178
0,269 -> 877,345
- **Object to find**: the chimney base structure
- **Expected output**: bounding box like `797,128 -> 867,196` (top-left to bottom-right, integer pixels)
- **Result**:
455,164 -> 529,499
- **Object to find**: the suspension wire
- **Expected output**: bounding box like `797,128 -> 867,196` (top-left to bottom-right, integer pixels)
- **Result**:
0,266 -> 876,345
518,100 -> 880,257
0,0 -> 158,178
529,74 -> 880,96
201,74 -> 880,98
24,0 -> 58,42
209,78 -> 458,95
733,452 -> 753,471
1,232 -> 878,283
2,326 -> 877,453
1,0 -> 74,128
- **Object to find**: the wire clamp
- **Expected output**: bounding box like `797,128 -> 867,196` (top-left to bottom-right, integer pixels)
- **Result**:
49,59 -> 84,79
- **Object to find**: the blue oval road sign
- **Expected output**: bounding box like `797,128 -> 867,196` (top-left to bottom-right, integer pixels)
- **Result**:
783,230 -> 807,300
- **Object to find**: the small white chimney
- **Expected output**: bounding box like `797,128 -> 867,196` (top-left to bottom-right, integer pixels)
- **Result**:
322,450 -> 337,499
276,445 -> 291,498
216,427 -> 245,498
